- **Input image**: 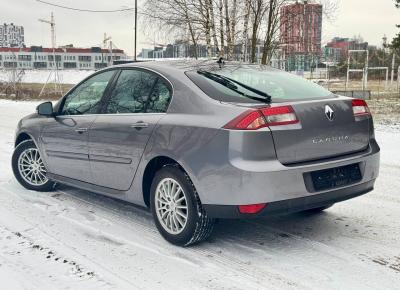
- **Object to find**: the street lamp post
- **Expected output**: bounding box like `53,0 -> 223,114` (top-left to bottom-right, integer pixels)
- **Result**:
134,0 -> 137,61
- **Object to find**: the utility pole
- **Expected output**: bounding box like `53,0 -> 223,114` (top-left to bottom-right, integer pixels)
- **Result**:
365,50 -> 369,90
391,53 -> 395,90
134,0 -> 137,61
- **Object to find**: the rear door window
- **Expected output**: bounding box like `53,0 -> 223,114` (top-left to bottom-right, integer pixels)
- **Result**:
105,69 -> 172,114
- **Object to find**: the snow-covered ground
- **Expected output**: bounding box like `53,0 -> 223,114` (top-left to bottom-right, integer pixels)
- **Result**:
0,69 -> 94,84
0,100 -> 399,290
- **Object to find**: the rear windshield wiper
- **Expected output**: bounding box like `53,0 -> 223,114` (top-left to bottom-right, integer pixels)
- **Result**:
198,70 -> 272,103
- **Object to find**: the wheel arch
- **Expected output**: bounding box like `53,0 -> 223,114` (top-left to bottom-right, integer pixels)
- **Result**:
15,132 -> 34,147
142,155 -> 192,208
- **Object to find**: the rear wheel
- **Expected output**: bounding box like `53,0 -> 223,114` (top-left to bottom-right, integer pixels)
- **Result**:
12,140 -> 55,191
150,166 -> 215,246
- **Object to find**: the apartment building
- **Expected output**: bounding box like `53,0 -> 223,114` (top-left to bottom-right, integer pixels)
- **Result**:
280,1 -> 323,71
0,46 -> 126,70
0,23 -> 25,48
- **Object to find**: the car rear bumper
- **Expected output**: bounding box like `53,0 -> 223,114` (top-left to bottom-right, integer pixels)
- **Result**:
203,179 -> 375,218
195,138 -> 380,213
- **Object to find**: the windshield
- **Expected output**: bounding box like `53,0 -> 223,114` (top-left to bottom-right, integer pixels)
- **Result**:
186,65 -> 333,103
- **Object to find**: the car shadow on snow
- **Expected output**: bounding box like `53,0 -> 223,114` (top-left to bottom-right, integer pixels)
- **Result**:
53,183 -> 354,249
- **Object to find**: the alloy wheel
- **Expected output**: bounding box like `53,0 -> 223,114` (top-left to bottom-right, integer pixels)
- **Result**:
154,178 -> 188,235
17,148 -> 48,186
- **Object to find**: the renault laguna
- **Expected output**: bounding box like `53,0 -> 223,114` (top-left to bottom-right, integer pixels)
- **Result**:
12,61 -> 380,246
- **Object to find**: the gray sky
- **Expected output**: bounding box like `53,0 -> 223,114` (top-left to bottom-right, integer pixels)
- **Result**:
1,0 -> 399,56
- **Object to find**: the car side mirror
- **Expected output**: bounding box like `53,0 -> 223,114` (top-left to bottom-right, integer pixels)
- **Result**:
37,102 -> 54,116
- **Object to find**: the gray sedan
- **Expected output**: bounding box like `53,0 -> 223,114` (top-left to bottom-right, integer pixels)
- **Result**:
12,61 -> 380,246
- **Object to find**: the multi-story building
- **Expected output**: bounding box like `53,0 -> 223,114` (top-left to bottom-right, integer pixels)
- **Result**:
325,37 -> 369,62
0,23 -> 25,48
323,46 -> 342,64
0,46 -> 126,70
280,1 -> 323,71
139,42 -> 283,68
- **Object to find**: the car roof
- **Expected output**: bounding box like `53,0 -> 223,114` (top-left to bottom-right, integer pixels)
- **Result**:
111,59 -> 278,74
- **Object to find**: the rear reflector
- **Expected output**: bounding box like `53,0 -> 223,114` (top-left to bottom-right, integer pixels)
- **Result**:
238,203 -> 267,214
352,99 -> 370,117
223,105 -> 299,130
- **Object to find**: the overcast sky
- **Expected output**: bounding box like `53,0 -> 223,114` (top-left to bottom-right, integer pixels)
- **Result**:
1,0 -> 399,56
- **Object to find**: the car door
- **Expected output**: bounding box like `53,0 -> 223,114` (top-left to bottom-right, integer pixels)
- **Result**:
89,68 -> 172,190
40,70 -> 117,182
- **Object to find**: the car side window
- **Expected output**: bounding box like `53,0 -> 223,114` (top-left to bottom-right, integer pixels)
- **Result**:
60,70 -> 115,115
145,79 -> 172,113
105,69 -> 172,114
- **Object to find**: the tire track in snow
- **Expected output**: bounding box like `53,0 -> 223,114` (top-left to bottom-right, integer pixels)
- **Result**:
0,226 -> 115,290
41,184 -> 400,289
0,184 -> 144,289
2,181 -> 290,289
55,186 -> 298,289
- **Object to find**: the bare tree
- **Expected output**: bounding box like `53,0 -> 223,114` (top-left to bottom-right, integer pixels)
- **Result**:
240,1 -> 251,61
143,0 -> 338,63
209,0 -> 220,54
249,0 -> 266,63
143,0 -> 203,58
224,0 -> 233,59
230,0 -> 237,58
199,0 -> 212,57
218,0 -> 225,56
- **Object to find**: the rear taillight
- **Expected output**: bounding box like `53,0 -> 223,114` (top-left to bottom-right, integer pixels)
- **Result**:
352,99 -> 370,117
238,203 -> 267,214
260,106 -> 299,126
223,105 -> 299,130
223,110 -> 267,130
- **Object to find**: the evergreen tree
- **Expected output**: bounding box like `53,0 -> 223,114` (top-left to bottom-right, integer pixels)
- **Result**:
391,0 -> 400,50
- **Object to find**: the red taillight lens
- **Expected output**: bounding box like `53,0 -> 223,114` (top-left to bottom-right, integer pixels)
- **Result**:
238,203 -> 267,214
223,105 -> 299,130
352,99 -> 370,117
260,106 -> 299,126
223,110 -> 267,130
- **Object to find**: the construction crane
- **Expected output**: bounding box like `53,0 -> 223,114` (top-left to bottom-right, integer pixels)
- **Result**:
103,33 -> 111,49
38,12 -> 61,96
39,12 -> 56,67
103,33 -> 115,65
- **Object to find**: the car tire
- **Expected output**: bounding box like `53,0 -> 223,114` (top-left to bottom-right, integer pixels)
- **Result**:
12,140 -> 55,192
150,165 -> 215,246
305,204 -> 334,213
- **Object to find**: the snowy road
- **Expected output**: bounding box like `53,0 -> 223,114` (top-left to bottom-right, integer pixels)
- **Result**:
0,100 -> 399,290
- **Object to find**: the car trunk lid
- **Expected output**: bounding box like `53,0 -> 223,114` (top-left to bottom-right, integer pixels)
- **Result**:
269,98 -> 370,164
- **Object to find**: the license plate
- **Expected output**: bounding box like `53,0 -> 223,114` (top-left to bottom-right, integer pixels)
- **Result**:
311,163 -> 362,191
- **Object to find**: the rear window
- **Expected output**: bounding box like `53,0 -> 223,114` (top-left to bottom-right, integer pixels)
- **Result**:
186,65 -> 333,103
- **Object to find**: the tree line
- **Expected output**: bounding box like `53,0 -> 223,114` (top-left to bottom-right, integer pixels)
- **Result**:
143,0 -> 338,64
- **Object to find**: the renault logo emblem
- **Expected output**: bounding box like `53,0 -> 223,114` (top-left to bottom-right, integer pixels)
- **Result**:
325,105 -> 334,121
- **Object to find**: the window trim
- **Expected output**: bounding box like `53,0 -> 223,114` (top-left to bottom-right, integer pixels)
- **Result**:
99,67 -> 173,115
56,68 -> 120,116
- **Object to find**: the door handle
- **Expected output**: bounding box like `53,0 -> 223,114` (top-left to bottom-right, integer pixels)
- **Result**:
130,121 -> 149,129
75,127 -> 88,134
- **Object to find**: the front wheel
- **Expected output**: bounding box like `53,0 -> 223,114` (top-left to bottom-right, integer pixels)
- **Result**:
150,166 -> 215,246
12,140 -> 55,191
